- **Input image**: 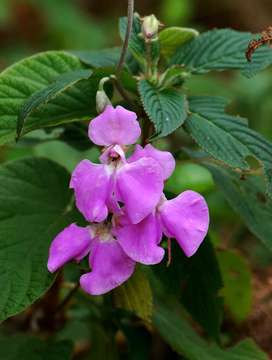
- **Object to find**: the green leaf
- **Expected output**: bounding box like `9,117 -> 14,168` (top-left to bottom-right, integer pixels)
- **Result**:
0,157 -> 74,322
17,69 -> 93,139
153,300 -> 268,360
71,47 -> 121,68
207,164 -> 272,251
217,249 -> 252,322
0,336 -> 73,360
159,27 -> 199,58
138,79 -> 187,138
171,29 -> 272,77
158,65 -> 190,89
185,96 -> 272,198
113,268 -> 153,323
0,51 -> 104,145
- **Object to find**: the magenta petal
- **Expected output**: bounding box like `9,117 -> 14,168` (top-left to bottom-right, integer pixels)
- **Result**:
116,158 -> 164,224
88,105 -> 141,146
129,144 -> 175,180
159,191 -> 209,257
70,160 -> 112,222
116,214 -> 164,265
80,239 -> 135,295
47,224 -> 91,273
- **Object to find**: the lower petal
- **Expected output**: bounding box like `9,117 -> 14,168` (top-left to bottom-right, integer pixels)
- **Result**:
80,239 -> 135,295
47,224 -> 91,272
70,160 -> 112,222
116,158 -> 163,224
116,214 -> 164,265
159,191 -> 209,257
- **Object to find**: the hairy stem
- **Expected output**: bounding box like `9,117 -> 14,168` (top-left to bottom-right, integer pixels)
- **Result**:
116,0 -> 134,77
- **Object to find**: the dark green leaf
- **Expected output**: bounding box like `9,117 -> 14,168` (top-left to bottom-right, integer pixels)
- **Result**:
138,79 -> 187,138
0,51 -> 106,145
207,164 -> 272,251
185,96 -> 272,198
171,29 -> 272,77
113,267 -> 153,323
17,69 -> 93,139
0,336 -> 73,360
217,249 -> 252,322
0,157 -> 74,322
153,300 -> 268,359
159,26 -> 198,58
71,47 -> 121,68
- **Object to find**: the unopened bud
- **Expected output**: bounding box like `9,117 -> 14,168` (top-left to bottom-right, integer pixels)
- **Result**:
141,15 -> 161,41
96,77 -> 111,113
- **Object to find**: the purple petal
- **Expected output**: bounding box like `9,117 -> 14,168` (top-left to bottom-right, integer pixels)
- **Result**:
159,191 -> 209,257
116,157 -> 164,224
80,239 -> 135,295
88,105 -> 141,146
47,224 -> 91,273
70,160 -> 112,222
115,213 -> 164,265
129,144 -> 175,180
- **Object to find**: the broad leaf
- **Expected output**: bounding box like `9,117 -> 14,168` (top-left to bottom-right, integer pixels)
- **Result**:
71,47 -> 121,68
0,51 -> 104,145
0,157 -> 74,322
153,300 -> 268,360
185,96 -> 272,198
217,249 -> 252,322
0,336 -> 73,360
207,164 -> 272,251
138,79 -> 187,138
159,26 -> 199,58
170,29 -> 272,77
17,69 -> 93,139
113,268 -> 153,323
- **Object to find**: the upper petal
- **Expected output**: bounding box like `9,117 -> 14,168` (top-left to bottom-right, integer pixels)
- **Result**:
88,105 -> 141,146
70,160 -> 112,222
116,157 -> 164,224
80,238 -> 135,295
115,213 -> 164,265
47,224 -> 91,273
159,190 -> 209,257
128,144 -> 175,180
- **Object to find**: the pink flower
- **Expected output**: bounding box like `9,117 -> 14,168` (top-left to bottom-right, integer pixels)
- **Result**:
47,104 -> 210,296
70,105 -> 164,224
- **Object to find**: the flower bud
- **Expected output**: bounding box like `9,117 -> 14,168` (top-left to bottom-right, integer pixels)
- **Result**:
96,77 -> 111,113
141,15 -> 161,41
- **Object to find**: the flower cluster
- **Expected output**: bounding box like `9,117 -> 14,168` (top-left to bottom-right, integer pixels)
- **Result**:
47,105 -> 209,295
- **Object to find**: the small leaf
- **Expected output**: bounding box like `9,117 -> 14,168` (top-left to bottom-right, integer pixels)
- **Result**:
217,249 -> 252,322
185,96 -> 272,198
71,47 -> 121,68
158,65 -> 190,89
159,26 -> 199,58
0,157 -> 74,322
153,300 -> 268,359
207,164 -> 272,251
17,69 -> 93,139
113,268 -> 153,323
171,29 -> 272,77
138,79 -> 187,138
0,336 -> 73,360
